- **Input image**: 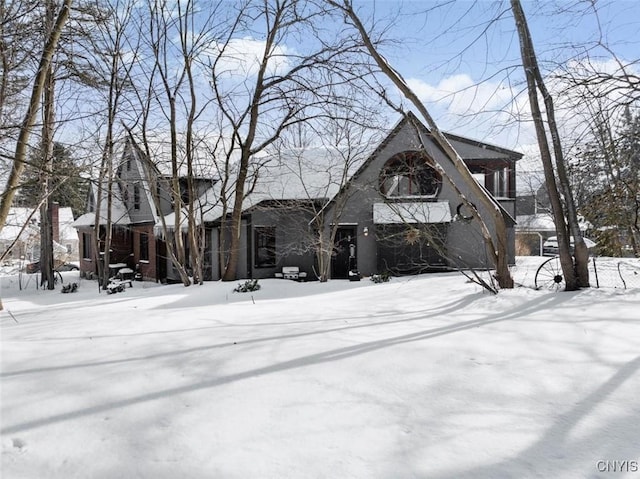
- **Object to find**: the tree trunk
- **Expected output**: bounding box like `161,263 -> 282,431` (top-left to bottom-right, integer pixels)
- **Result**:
510,0 -> 579,290
0,0 -> 72,234
39,0 -> 57,291
221,162 -> 248,281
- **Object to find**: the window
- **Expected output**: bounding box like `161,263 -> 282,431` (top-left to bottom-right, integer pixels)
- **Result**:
88,193 -> 95,213
380,152 -> 441,198
255,227 -> 276,268
470,164 -> 510,198
82,232 -> 92,259
139,232 -> 149,261
493,167 -> 508,197
179,178 -> 191,205
133,183 -> 140,210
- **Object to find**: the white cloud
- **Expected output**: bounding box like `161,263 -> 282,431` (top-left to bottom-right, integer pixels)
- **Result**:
207,37 -> 292,79
407,74 -> 514,117
406,74 -> 536,151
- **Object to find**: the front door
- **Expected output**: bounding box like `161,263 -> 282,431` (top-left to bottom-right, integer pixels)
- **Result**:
331,226 -> 357,279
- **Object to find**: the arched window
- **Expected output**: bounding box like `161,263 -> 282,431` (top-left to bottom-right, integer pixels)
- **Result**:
380,152 -> 441,198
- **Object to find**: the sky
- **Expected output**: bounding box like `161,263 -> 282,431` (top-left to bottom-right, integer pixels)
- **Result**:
346,0 -> 640,179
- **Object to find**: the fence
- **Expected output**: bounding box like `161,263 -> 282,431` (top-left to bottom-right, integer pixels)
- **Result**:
591,257 -> 640,290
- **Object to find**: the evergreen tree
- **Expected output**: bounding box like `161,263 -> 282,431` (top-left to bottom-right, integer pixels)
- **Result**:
573,107 -> 640,256
17,142 -> 88,217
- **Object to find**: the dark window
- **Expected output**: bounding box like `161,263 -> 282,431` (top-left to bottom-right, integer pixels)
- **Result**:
133,183 -> 140,210
88,193 -> 95,213
82,232 -> 92,259
179,178 -> 191,205
140,232 -> 149,261
380,152 -> 441,198
255,227 -> 276,268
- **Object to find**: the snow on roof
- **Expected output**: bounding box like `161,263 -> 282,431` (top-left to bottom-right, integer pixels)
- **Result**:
138,115 -> 522,229
58,207 -> 76,241
0,208 -> 40,242
124,132 -> 227,180
157,144 -> 375,229
516,214 -> 557,232
249,145 -> 370,201
72,183 -> 130,228
158,186 -> 222,233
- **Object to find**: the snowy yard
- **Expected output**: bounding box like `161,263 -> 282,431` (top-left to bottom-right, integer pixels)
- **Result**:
1,258 -> 639,478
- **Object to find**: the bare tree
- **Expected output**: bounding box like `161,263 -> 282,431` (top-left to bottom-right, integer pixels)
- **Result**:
0,0 -> 72,236
36,0 -> 58,290
263,94 -> 387,282
327,0 -> 515,289
571,105 -> 640,257
510,0 -> 589,290
209,0 -> 372,281
127,0 -> 231,286
0,0 -> 40,172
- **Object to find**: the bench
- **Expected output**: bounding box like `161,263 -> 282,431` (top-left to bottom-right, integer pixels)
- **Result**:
275,266 -> 307,281
107,267 -> 134,294
106,279 -> 133,294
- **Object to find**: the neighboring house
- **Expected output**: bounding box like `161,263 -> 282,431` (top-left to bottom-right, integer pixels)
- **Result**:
0,204 -> 78,263
74,114 -> 522,282
73,138 -> 216,281
515,186 -> 553,255
515,185 -> 592,255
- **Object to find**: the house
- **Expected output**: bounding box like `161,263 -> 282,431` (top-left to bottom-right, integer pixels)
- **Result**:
215,114 -> 521,280
0,204 -> 77,265
73,114 -> 522,282
73,138 -> 217,282
515,185 -> 591,255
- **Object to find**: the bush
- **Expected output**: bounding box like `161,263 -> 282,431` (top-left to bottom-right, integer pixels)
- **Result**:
370,272 -> 391,283
233,279 -> 261,293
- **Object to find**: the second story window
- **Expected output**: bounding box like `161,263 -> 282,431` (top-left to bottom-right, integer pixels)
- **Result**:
493,167 -> 508,198
380,152 -> 441,198
134,183 -> 140,210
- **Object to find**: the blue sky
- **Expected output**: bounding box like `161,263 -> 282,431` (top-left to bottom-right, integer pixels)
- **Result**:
343,0 -> 640,169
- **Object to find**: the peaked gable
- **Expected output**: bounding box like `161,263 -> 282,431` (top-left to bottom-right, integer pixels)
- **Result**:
346,113 -> 521,189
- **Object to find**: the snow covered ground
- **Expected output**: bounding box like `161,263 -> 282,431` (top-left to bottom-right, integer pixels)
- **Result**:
1,257 -> 639,478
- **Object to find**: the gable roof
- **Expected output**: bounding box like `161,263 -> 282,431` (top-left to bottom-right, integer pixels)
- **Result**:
158,146 -> 366,229
195,114 -> 523,223
441,132 -> 523,161
122,132 -> 225,180
72,183 -> 130,228
97,115 -> 523,229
